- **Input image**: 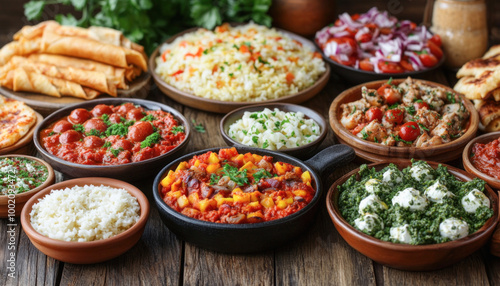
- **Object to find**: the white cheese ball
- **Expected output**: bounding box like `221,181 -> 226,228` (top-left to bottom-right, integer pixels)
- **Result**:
382,169 -> 403,186
462,189 -> 490,213
424,180 -> 454,203
439,218 -> 469,240
392,187 -> 428,211
359,194 -> 388,215
354,213 -> 383,234
365,178 -> 384,194
390,224 -> 412,244
410,164 -> 434,182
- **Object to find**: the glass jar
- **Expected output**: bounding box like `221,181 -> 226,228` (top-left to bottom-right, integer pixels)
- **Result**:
427,0 -> 488,69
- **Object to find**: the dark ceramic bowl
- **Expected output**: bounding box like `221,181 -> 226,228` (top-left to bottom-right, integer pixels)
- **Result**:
153,144 -> 355,253
319,45 -> 445,84
326,160 -> 499,271
21,177 -> 150,264
220,103 -> 327,159
33,98 -> 190,181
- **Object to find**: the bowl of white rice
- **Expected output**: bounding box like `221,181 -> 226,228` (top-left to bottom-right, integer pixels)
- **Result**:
150,22 -> 330,113
20,177 -> 150,264
221,103 -> 327,159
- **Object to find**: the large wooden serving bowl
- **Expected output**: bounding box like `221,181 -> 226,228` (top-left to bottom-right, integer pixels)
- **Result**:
326,160 -> 499,271
329,78 -> 479,162
150,25 -> 330,114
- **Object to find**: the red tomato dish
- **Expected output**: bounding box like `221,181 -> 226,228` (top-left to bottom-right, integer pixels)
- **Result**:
315,7 -> 443,73
159,148 -> 315,224
40,103 -> 186,165
471,138 -> 500,179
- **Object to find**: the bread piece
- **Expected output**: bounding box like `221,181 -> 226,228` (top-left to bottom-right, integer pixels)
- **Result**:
483,45 -> 500,59
456,58 -> 500,78
474,98 -> 500,127
0,95 -> 37,149
454,70 -> 500,99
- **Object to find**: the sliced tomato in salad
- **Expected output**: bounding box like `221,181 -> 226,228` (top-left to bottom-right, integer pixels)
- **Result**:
427,40 -> 443,59
377,61 -> 404,74
419,53 -> 438,67
359,59 -> 374,71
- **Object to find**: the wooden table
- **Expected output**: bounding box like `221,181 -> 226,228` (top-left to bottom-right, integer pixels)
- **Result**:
2,1 -> 500,285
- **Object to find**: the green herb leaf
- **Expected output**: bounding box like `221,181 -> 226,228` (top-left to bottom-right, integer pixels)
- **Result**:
109,147 -> 124,157
140,132 -> 160,148
140,114 -> 156,122
73,124 -> 85,133
24,1 -> 45,20
209,173 -> 220,185
171,126 -> 184,135
192,119 -> 206,133
105,123 -> 129,137
253,169 -> 272,182
221,164 -> 249,186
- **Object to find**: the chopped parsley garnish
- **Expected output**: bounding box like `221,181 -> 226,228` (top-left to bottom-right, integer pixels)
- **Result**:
48,131 -> 55,136
418,123 -> 429,131
73,124 -> 85,132
253,169 -> 273,182
220,66 -> 225,72
262,140 -> 269,149
253,62 -> 261,73
140,114 -> 156,122
387,77 -> 393,85
140,132 -> 161,148
405,105 -> 416,115
250,113 -> 259,119
446,92 -> 456,103
192,119 -> 206,133
361,129 -> 368,140
391,134 -> 413,144
109,147 -> 124,157
105,123 -> 129,137
252,136 -> 259,144
258,56 -> 269,65
171,126 -> 184,135
221,164 -> 249,186
350,106 -> 356,115
102,141 -> 112,148
242,130 -> 247,135
86,129 -> 104,137
101,114 -> 111,126
237,64 -> 242,70
209,173 -> 220,185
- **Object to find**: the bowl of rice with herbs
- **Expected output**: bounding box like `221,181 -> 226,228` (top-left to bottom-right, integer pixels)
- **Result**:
151,22 -> 329,113
21,177 -> 150,264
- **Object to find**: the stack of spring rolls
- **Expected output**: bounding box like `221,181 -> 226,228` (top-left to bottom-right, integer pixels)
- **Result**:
0,21 -> 148,99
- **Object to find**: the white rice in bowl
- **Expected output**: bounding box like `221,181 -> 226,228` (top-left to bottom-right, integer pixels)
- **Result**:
30,185 -> 140,242
228,108 -> 321,150
155,22 -> 326,102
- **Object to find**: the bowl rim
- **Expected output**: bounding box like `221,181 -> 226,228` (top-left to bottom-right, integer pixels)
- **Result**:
148,24 -> 331,110
219,102 -> 328,152
326,160 -> 499,251
20,177 -> 150,248
462,131 -> 500,186
318,42 -> 446,77
0,154 -> 55,200
329,78 -> 479,155
33,97 -> 191,170
152,146 -> 323,230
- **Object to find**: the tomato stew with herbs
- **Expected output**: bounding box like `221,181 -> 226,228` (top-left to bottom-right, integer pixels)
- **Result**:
471,138 -> 500,180
40,103 -> 186,165
159,147 -> 315,224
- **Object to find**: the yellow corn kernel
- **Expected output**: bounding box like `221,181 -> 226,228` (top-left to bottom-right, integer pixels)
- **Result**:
277,200 -> 288,209
208,152 -> 219,164
233,193 -> 251,203
252,154 -> 263,162
194,160 -> 201,167
292,190 -> 307,197
301,171 -> 311,184
168,191 -> 182,199
171,179 -> 182,193
160,170 -> 176,187
275,162 -> 286,175
260,197 -> 274,208
231,188 -> 243,194
286,197 -> 294,205
250,191 -> 261,202
239,161 -> 256,171
177,195 -> 189,208
175,161 -> 189,172
206,163 -> 220,173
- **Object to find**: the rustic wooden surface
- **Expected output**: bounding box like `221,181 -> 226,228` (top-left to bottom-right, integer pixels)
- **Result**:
1,1 -> 500,285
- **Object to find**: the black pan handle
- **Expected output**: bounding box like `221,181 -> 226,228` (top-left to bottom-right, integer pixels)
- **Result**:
304,144 -> 356,179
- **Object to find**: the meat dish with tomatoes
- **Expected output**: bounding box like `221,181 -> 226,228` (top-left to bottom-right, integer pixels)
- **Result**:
40,103 -> 186,165
340,77 -> 469,147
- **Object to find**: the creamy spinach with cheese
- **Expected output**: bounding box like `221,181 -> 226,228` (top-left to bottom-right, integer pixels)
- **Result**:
0,157 -> 48,195
338,161 -> 493,245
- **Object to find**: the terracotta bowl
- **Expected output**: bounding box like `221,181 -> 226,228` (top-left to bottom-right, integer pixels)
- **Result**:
0,111 -> 43,155
20,177 -> 150,264
33,98 -> 190,181
329,78 -> 479,162
326,160 -> 499,271
153,145 -> 355,253
0,155 -> 54,217
149,25 -> 330,114
220,103 -> 328,159
463,131 -> 500,189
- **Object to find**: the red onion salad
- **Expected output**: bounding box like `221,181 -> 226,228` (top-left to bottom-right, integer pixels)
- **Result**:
315,7 -> 443,74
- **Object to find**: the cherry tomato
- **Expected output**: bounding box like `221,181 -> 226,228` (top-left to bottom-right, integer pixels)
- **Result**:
400,57 -> 414,71
326,37 -> 357,51
429,34 -> 442,47
427,40 -> 443,59
399,122 -> 420,142
329,55 -> 357,66
419,53 -> 438,67
383,88 -> 402,105
359,58 -> 374,71
365,107 -> 383,122
351,123 -> 367,135
357,33 -> 372,43
351,13 -> 360,21
410,22 -> 417,30
384,109 -> 404,124
377,84 -> 391,96
414,101 -> 429,110
377,61 -> 404,73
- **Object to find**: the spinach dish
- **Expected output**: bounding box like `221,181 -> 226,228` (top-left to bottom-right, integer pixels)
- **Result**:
338,161 -> 493,245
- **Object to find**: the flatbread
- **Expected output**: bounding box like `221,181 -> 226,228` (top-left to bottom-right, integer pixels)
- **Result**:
483,45 -> 500,59
454,70 -> 500,100
0,95 -> 37,149
456,58 -> 500,78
